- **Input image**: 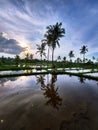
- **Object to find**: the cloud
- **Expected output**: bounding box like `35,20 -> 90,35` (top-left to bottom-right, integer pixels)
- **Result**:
0,33 -> 25,54
0,0 -> 98,59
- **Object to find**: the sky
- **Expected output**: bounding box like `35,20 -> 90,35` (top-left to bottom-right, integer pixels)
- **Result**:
0,0 -> 98,60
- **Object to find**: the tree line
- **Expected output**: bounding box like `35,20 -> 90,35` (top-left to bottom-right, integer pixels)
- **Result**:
0,22 -> 97,67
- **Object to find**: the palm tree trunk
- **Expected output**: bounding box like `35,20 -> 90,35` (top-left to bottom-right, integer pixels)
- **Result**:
41,54 -> 42,69
52,48 -> 54,67
47,47 -> 49,68
47,47 -> 49,61
83,54 -> 85,63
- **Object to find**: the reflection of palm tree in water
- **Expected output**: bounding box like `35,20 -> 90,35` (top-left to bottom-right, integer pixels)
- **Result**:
43,82 -> 62,109
78,77 -> 86,84
36,74 -> 62,109
36,75 -> 45,87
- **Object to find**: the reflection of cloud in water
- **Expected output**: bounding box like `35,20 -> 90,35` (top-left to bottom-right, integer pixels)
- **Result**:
5,76 -> 36,88
0,75 -> 98,129
0,77 -> 17,87
0,76 -> 41,99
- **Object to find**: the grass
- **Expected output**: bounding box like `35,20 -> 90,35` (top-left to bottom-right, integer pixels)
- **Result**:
0,63 -> 98,81
0,69 -> 98,81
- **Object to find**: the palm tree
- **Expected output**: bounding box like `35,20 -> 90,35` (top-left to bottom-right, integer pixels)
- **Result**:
25,53 -> 29,60
15,55 -> 20,67
76,57 -> 82,63
25,52 -> 29,66
57,56 -> 61,62
45,22 -> 65,66
30,54 -> 34,61
42,35 -> 52,62
63,56 -> 66,62
68,50 -> 74,62
92,56 -> 95,63
36,43 -> 46,65
80,45 -> 88,63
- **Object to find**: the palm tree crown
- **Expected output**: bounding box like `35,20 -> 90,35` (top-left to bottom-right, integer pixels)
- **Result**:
36,43 -> 46,61
80,45 -> 88,54
80,45 -> 88,63
44,22 -> 65,64
69,50 -> 74,62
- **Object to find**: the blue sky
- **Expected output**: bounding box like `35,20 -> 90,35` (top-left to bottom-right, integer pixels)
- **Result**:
0,0 -> 98,60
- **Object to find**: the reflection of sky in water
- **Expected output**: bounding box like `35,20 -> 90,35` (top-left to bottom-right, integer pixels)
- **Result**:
0,74 -> 98,92
84,73 -> 98,77
0,70 -> 24,75
0,69 -> 47,75
55,75 -> 98,95
0,69 -> 97,76
0,76 -> 40,97
65,69 -> 91,73
0,74 -> 98,129
0,76 -> 34,87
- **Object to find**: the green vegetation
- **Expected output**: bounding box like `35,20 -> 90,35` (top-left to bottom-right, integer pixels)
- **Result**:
0,68 -> 98,81
0,22 -> 98,81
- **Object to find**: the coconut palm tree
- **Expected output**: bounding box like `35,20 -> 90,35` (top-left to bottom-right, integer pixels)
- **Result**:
24,52 -> 30,66
63,56 -> 66,62
36,43 -> 46,64
80,45 -> 88,63
92,56 -> 95,63
15,55 -> 20,67
42,34 -> 52,62
68,50 -> 74,62
76,57 -> 82,63
45,22 -> 65,66
30,54 -> 34,61
57,56 -> 61,62
25,53 -> 29,60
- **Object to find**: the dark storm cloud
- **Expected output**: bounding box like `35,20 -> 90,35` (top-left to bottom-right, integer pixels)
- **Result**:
0,34 -> 25,54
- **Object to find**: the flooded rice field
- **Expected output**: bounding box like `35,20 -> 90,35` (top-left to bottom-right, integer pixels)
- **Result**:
0,68 -> 97,75
0,74 -> 98,130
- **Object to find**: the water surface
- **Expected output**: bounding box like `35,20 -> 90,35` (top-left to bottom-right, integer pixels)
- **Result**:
0,74 -> 98,130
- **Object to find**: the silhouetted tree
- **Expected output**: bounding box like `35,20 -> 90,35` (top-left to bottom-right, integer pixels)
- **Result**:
92,56 -> 95,63
80,45 -> 88,63
68,50 -> 74,62
15,55 -> 20,66
57,55 -> 61,62
30,54 -> 34,61
42,35 -> 51,62
76,57 -> 82,63
24,52 -> 30,66
63,56 -> 66,62
45,22 -> 65,66
36,43 -> 46,66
